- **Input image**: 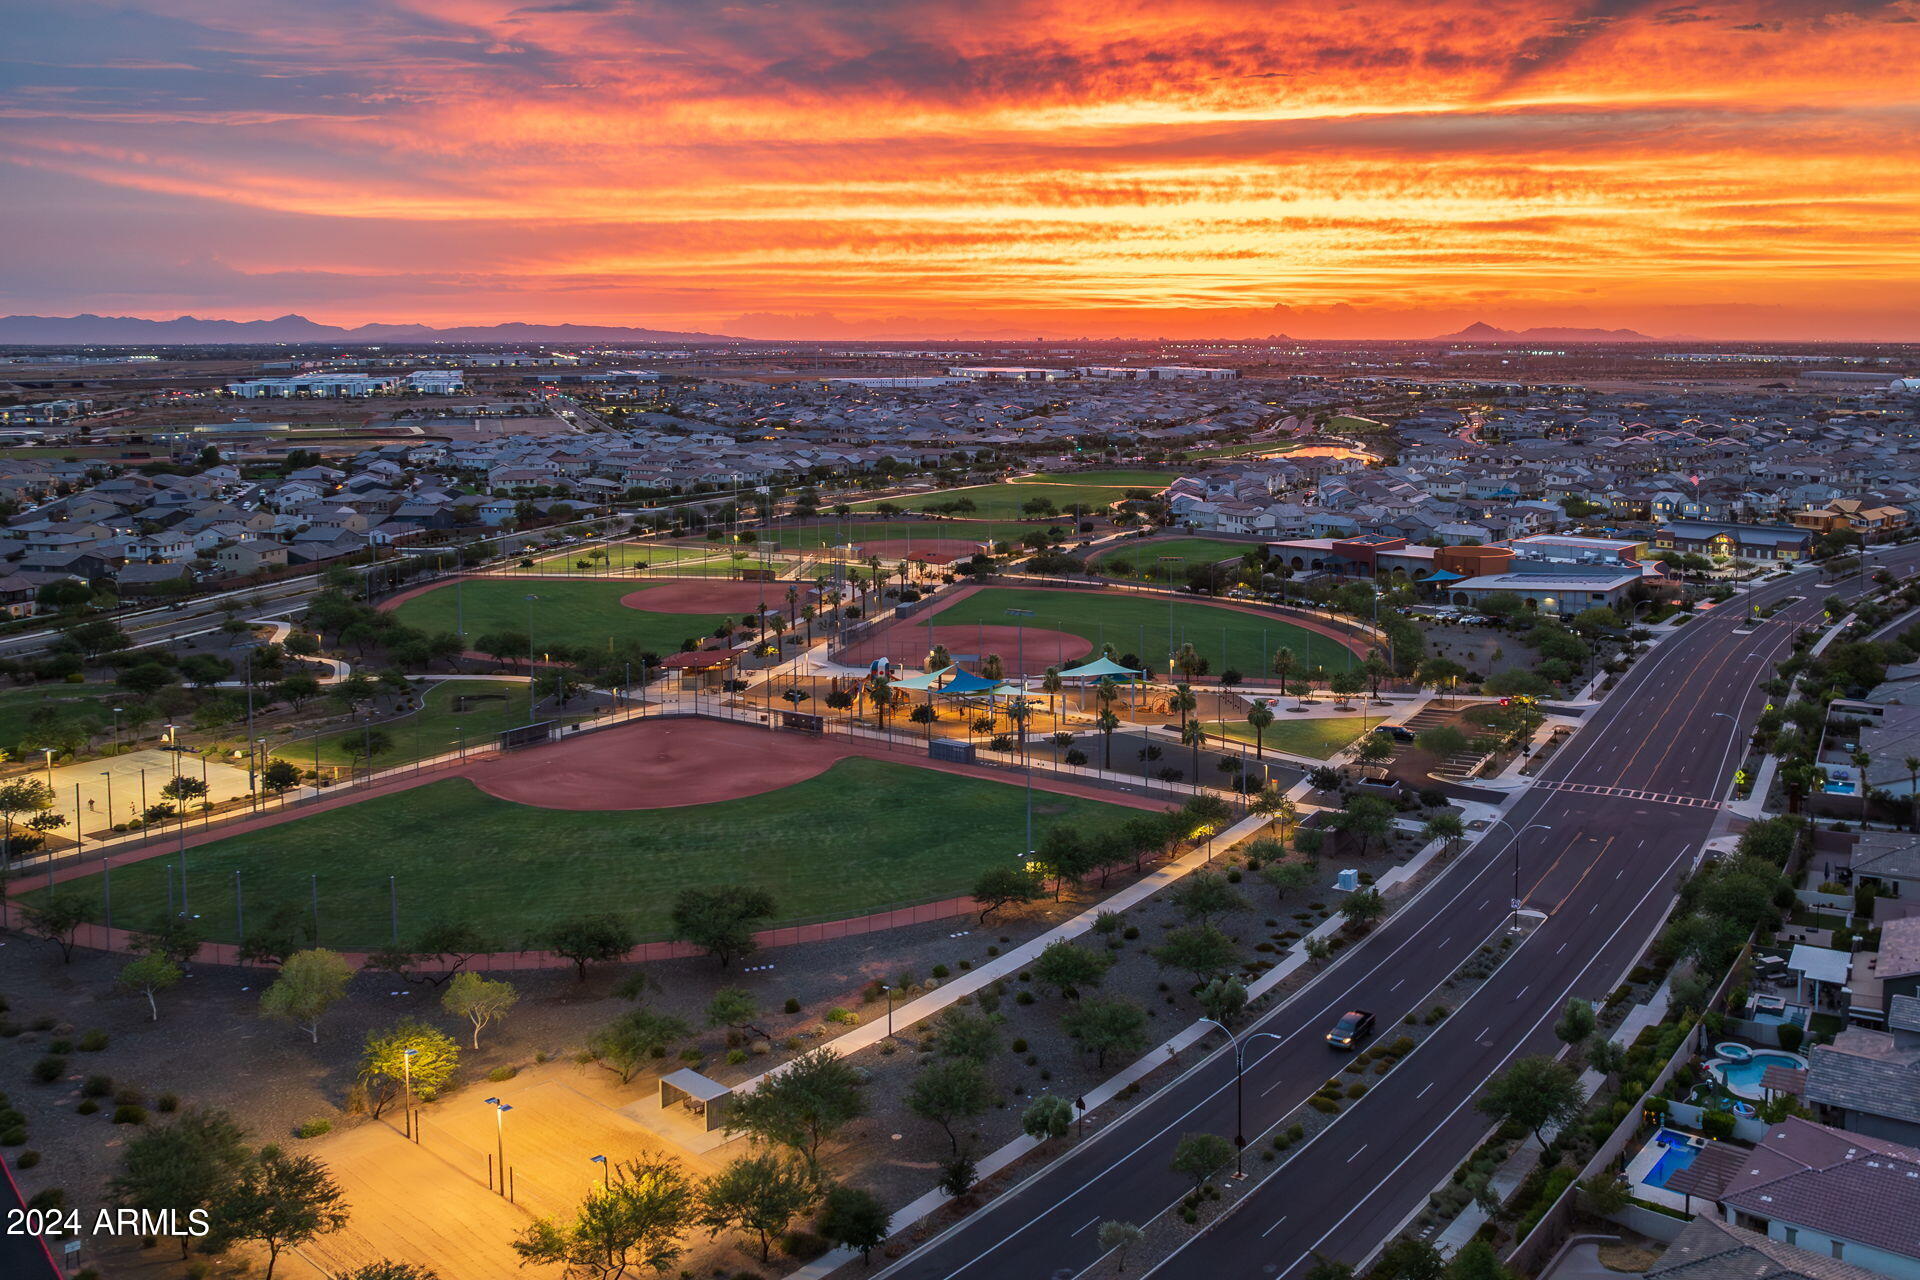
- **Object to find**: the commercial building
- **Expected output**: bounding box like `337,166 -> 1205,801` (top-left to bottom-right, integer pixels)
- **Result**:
1655,521 -> 1813,562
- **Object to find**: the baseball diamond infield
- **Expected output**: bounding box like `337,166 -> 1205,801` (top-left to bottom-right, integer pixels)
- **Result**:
23,718 -> 1154,948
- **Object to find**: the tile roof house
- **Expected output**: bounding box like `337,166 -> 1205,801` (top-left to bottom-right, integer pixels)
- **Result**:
1805,996 -> 1920,1147
1679,1117 -> 1920,1280
1649,1215 -> 1890,1280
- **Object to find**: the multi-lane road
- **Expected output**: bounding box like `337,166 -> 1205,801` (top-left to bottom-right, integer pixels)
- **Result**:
878,553 -> 1915,1280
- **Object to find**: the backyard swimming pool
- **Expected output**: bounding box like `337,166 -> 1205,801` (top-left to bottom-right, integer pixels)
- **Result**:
1709,1047 -> 1808,1099
1646,1128 -> 1702,1188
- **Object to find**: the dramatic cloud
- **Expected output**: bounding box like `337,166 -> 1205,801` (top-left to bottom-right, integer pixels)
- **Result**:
1,0 -> 1917,337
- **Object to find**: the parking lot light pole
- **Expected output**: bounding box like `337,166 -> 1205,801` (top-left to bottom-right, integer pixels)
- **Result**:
401,1047 -> 418,1141
484,1098 -> 512,1197
1198,1018 -> 1285,1179
590,1154 -> 609,1190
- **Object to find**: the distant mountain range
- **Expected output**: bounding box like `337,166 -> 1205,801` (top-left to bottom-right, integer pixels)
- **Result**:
1435,321 -> 1666,343
0,313 -> 735,345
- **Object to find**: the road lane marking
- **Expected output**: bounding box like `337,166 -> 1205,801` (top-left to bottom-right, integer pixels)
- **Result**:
1263,1217 -> 1290,1238
1073,1217 -> 1099,1237
1346,1144 -> 1369,1164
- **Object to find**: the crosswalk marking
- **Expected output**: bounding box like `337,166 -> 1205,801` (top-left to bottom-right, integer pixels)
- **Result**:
1532,778 -> 1720,809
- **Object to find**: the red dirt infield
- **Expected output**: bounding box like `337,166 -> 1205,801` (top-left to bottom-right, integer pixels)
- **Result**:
466,716 -> 843,809
618,579 -> 793,614
837,623 -> 1092,676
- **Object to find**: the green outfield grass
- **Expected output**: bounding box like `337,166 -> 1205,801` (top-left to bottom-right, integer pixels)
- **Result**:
274,679 -> 599,769
763,518 -> 1044,553
1092,537 -> 1256,582
1200,714 -> 1369,759
850,470 -> 1176,520
926,586 -> 1354,675
387,579 -> 742,656
43,760 -> 1130,947
522,540 -> 738,575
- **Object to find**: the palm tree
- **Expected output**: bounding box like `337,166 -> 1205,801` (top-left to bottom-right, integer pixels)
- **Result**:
1854,749 -> 1873,826
1097,708 -> 1121,769
1270,645 -> 1297,692
1171,682 -> 1198,731
800,604 -> 817,644
1006,698 -> 1032,764
1172,642 -> 1203,684
866,672 -> 893,732
927,643 -> 953,672
1181,718 -> 1205,790
981,653 -> 1005,681
1246,698 -> 1274,759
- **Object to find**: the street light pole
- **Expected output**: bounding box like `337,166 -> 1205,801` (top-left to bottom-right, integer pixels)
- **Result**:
401,1047 -> 418,1142
484,1098 -> 512,1197
590,1154 -> 609,1190
1197,1019 -> 1285,1178
1487,818 -> 1552,933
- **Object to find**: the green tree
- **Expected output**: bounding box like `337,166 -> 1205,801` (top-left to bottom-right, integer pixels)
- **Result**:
118,953 -> 182,1021
1099,1220 -> 1145,1272
110,1108 -> 250,1259
818,1184 -> 890,1264
20,891 -> 95,963
440,971 -> 518,1048
1061,996 -> 1150,1068
1031,939 -> 1113,998
1373,1238 -> 1446,1280
1339,888 -> 1385,932
208,1145 -> 351,1280
261,758 -> 304,796
1335,793 -> 1396,857
340,1264 -> 442,1280
699,1152 -> 820,1262
514,1155 -> 698,1278
1150,923 -> 1243,983
539,913 -> 637,982
972,865 -> 1043,922
588,1008 -> 691,1084
1198,976 -> 1249,1026
1245,699 -> 1275,758
0,777 -> 58,860
670,885 -> 776,968
1170,1131 -> 1234,1188
260,949 -> 354,1042
1021,1094 -> 1074,1141
907,1057 -> 995,1153
724,1046 -> 867,1173
931,1008 -> 1001,1063
1553,997 -> 1595,1049
1475,1056 -> 1583,1148
359,1018 -> 460,1117
1169,870 -> 1250,924
706,986 -> 764,1039
1447,1239 -> 1514,1280
1261,860 -> 1316,900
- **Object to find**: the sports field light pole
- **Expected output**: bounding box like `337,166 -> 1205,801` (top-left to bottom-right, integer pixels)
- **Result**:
1488,819 -> 1551,934
1198,1018 -> 1286,1179
99,771 -> 113,829
524,593 -> 539,719
1007,607 -> 1037,856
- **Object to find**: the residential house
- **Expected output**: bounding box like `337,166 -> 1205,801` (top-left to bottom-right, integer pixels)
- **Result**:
1805,996 -> 1920,1146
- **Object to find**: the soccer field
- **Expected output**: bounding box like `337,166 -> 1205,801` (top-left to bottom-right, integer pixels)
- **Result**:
44,760 -> 1130,947
850,470 -> 1176,520
1092,537 -> 1255,583
924,586 -> 1356,676
386,579 -> 744,656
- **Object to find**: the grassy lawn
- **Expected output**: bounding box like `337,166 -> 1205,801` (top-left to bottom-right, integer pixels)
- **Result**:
929,586 -> 1352,675
44,760 -> 1129,947
388,579 -> 741,655
0,684 -> 128,757
767,518 -> 1043,552
1092,537 -> 1255,582
274,679 -> 598,769
523,541 -> 738,574
851,471 -> 1175,520
1200,715 -> 1369,759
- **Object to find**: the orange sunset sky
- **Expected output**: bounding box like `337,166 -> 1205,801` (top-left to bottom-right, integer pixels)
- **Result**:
2,0 -> 1918,340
